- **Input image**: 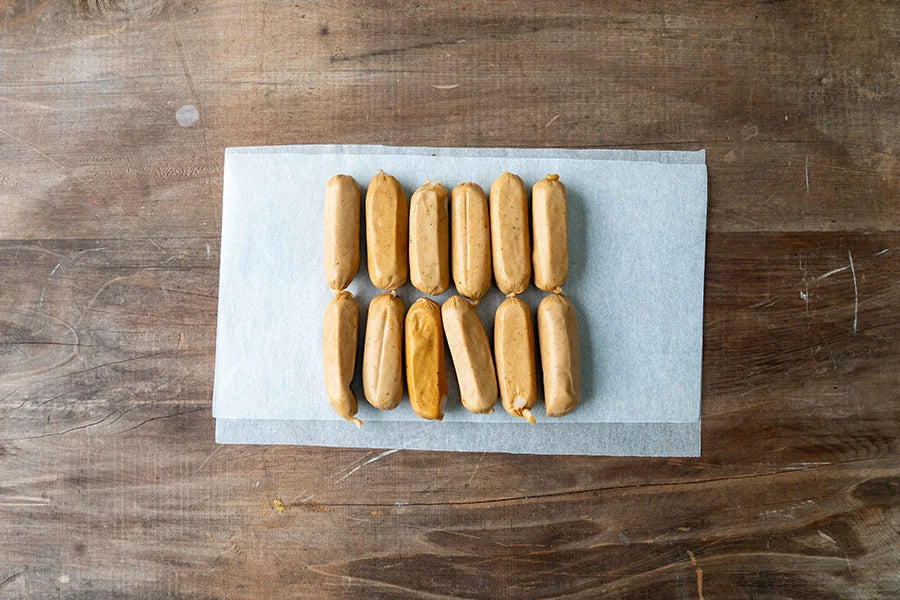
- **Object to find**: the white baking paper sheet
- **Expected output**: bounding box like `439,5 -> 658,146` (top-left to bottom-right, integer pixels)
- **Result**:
213,145 -> 707,456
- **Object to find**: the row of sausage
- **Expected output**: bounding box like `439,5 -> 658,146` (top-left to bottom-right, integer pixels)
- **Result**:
323,292 -> 581,426
324,171 -> 569,300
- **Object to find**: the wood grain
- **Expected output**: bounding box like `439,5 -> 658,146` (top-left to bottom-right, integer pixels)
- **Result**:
1,1 -> 898,598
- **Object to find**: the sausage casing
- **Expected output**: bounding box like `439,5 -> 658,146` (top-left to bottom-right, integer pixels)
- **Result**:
493,297 -> 537,422
362,292 -> 405,410
409,181 -> 450,295
537,293 -> 581,417
405,298 -> 448,420
490,172 -> 532,296
531,174 -> 568,293
441,295 -> 498,414
450,182 -> 492,303
323,291 -> 362,426
323,175 -> 361,291
366,170 -> 408,290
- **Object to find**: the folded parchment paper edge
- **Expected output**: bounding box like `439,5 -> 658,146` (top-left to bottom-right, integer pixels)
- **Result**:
216,418 -> 701,457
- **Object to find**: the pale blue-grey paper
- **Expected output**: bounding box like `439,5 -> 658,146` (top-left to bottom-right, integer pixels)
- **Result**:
213,145 -> 707,456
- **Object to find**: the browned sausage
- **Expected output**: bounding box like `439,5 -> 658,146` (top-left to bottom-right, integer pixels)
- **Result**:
405,298 -> 448,420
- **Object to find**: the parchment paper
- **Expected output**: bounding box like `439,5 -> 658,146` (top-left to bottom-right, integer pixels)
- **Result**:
213,145 -> 707,456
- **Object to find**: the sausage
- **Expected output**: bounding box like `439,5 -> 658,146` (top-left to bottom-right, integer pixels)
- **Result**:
537,293 -> 581,417
409,181 -> 450,295
450,182 -> 492,303
366,170 -> 408,290
441,295 -> 498,414
531,174 -> 568,293
405,298 -> 448,420
493,297 -> 537,423
490,172 -> 532,296
362,292 -> 405,410
323,174 -> 361,291
322,291 -> 362,427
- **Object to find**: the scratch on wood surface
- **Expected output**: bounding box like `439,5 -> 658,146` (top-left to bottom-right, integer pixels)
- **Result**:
166,4 -> 200,108
430,83 -> 459,90
336,449 -> 400,483
799,253 -> 809,312
687,551 -> 704,600
466,453 -> 487,488
115,406 -> 206,435
73,275 -> 131,328
817,530 -> 837,545
544,114 -> 560,128
815,264 -> 849,280
0,126 -> 112,204
847,251 -> 857,334
69,247 -> 106,259
0,125 -> 71,173
192,446 -> 223,476
0,572 -> 23,590
874,248 -> 890,256
805,155 -> 809,195
748,297 -> 776,309
0,96 -> 57,111
818,530 -> 853,574
2,410 -> 119,442
38,263 -> 62,306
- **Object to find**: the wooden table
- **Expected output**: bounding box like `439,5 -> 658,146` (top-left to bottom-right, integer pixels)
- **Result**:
2,1 -> 897,598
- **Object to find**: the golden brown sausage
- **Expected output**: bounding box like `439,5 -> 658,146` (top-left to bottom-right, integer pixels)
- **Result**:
441,296 -> 498,414
362,292 -> 405,410
405,298 -> 448,420
409,181 -> 450,295
366,170 -> 408,290
493,297 -> 537,422
490,172 -> 531,296
322,291 -> 362,426
323,174 -> 361,291
531,174 -> 568,293
537,293 -> 581,417
450,182 -> 492,303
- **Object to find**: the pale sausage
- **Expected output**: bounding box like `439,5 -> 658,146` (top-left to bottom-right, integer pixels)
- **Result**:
441,295 -> 498,414
490,172 -> 532,296
532,174 -> 568,293
493,297 -> 537,423
537,293 -> 581,417
409,181 -> 450,295
323,291 -> 362,426
323,175 -> 361,291
450,182 -> 492,303
366,170 -> 408,290
362,292 -> 405,410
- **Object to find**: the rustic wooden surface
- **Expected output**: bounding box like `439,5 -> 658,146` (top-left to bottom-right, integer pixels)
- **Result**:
1,1 -> 898,598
